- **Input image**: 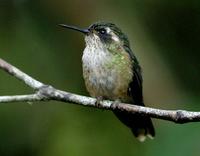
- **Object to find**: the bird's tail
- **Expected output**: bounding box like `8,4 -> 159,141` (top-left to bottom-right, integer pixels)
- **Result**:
113,108 -> 155,142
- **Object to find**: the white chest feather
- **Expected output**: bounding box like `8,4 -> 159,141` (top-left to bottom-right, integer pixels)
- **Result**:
82,35 -> 133,101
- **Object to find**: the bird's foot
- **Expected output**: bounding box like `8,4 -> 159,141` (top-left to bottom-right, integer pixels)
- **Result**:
111,100 -> 121,110
113,100 -> 120,105
95,96 -> 104,108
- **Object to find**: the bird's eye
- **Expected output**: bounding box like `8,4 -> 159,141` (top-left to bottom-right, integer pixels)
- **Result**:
99,29 -> 106,34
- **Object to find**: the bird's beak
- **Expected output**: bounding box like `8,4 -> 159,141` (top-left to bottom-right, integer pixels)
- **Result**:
59,24 -> 89,35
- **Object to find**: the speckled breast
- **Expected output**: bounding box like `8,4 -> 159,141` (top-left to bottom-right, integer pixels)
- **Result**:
82,43 -> 133,101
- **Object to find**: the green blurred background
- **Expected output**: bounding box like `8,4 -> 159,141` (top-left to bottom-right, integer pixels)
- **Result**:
0,0 -> 200,156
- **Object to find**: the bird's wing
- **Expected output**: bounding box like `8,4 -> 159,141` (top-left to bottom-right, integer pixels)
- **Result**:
124,46 -> 144,105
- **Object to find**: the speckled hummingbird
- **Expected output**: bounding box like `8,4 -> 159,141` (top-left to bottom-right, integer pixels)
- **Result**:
59,22 -> 155,141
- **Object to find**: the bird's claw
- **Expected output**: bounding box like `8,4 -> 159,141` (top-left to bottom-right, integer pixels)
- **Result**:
95,96 -> 104,108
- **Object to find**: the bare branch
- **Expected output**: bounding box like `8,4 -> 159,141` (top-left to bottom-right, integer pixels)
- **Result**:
0,58 -> 43,89
0,57 -> 200,124
0,94 -> 48,103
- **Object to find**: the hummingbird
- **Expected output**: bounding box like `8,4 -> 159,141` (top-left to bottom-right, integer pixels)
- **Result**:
59,22 -> 155,141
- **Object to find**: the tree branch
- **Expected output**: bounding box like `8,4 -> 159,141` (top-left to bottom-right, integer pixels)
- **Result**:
0,94 -> 46,103
0,58 -> 43,89
0,58 -> 200,124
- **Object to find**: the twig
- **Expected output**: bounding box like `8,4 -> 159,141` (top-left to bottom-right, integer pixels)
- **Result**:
0,58 -> 200,124
0,58 -> 43,89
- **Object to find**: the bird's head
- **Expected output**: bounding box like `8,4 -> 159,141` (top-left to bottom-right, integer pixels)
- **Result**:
59,22 -> 130,49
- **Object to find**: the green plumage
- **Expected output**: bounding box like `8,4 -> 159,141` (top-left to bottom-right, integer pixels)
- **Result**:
86,22 -> 155,141
60,21 -> 155,141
